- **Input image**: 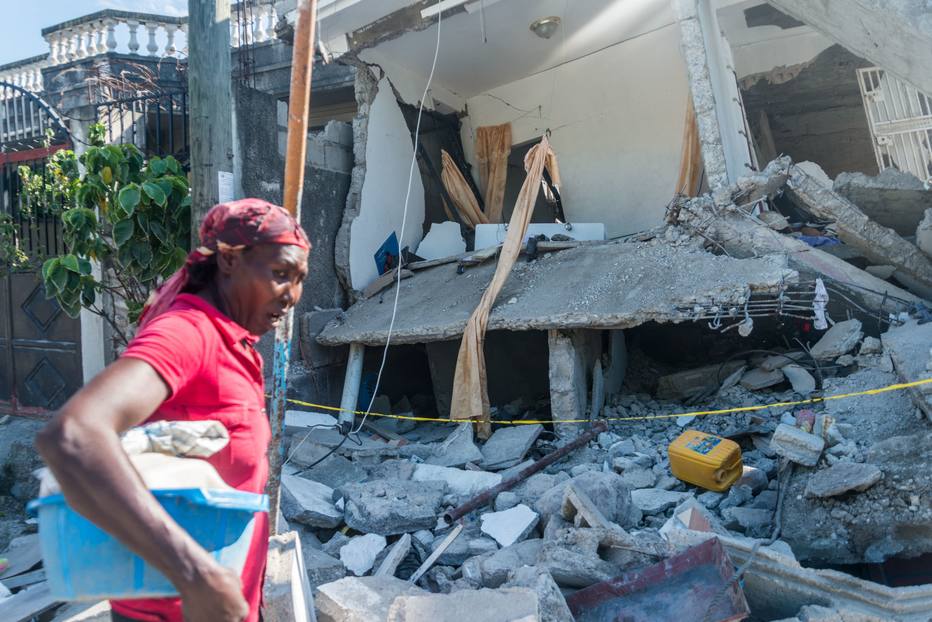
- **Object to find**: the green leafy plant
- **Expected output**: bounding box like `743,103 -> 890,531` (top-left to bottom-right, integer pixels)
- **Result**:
16,123 -> 190,344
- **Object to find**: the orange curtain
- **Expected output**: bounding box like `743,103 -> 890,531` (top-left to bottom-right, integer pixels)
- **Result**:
441,150 -> 489,229
450,137 -> 555,437
675,97 -> 703,197
475,123 -> 512,223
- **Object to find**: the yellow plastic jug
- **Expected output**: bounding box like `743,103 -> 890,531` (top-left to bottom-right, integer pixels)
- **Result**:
668,430 -> 743,492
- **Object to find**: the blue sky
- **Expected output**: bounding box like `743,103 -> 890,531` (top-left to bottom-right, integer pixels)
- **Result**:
1,0 -> 187,66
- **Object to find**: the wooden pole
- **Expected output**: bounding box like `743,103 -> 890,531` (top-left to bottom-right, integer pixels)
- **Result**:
268,0 -> 319,535
187,0 -> 234,244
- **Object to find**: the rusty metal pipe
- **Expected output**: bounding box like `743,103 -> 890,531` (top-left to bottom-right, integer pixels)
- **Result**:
442,421 -> 608,525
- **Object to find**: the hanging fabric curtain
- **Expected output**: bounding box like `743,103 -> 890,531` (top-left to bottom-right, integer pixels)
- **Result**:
541,146 -> 562,205
449,136 -> 556,437
675,97 -> 704,197
475,123 -> 512,223
441,149 -> 489,229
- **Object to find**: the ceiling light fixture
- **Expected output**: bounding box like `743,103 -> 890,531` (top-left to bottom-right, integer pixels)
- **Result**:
530,16 -> 561,39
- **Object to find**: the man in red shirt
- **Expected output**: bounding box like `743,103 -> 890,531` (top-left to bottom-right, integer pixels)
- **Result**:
36,199 -> 310,622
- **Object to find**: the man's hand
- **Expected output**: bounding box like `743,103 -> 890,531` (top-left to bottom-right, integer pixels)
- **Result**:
180,563 -> 248,622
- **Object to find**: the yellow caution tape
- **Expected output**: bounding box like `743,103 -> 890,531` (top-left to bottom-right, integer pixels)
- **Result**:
280,377 -> 932,426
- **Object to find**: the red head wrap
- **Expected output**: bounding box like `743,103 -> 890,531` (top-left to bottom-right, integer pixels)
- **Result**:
138,198 -> 310,329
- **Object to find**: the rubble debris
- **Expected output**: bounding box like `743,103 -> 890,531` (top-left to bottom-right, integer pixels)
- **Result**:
560,484 -> 613,529
737,466 -> 768,493
503,566 -> 573,622
412,464 -> 501,498
315,576 -> 424,622
339,534 -> 388,576
480,504 -> 539,547
262,532 -> 316,622
534,470 -> 639,529
918,209 -> 932,258
770,423 -> 825,467
809,319 -> 863,361
804,462 -> 883,498
340,479 -> 445,536
374,534 -> 412,578
782,365 -> 816,395
657,361 -> 746,400
833,168 -> 932,237
566,538 -> 749,622
385,587 -> 539,622
493,491 -> 520,511
302,546 -> 346,589
537,528 -> 624,588
426,423 -> 483,468
881,320 -> 932,421
479,424 -> 543,470
630,489 -> 692,515
740,367 -> 785,390
461,539 -> 542,588
281,474 -> 344,529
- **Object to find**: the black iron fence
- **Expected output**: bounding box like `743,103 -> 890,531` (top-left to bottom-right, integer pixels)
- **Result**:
96,89 -> 189,165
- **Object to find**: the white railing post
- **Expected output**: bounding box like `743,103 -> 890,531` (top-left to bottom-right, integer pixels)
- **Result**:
127,20 -> 140,54
105,18 -> 118,52
165,23 -> 178,56
146,22 -> 160,56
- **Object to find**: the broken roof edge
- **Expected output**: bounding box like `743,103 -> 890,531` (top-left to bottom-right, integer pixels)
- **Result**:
317,243 -> 797,346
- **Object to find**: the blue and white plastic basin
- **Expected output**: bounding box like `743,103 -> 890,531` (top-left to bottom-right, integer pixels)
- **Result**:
27,488 -> 267,601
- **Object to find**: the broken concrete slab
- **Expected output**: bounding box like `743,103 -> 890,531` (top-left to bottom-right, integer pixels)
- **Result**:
411,463 -> 502,497
616,466 -> 657,490
785,164 -> 932,298
315,576 -> 425,622
534,471 -> 639,529
303,546 -> 346,590
340,479 -> 445,536
805,462 -> 883,498
834,168 -> 932,236
537,529 -> 621,589
721,507 -> 773,538
809,319 -> 864,360
494,491 -> 520,511
918,209 -> 932,258
480,504 -> 540,547
760,351 -> 806,371
386,587 -> 539,622
281,474 -> 343,529
425,423 -> 483,468
374,534 -> 412,579
263,532 -> 317,622
318,243 -> 797,346
630,489 -> 692,515
480,424 -> 543,470
340,534 -> 388,577
770,424 -> 825,467
561,484 -> 613,529
462,539 -> 543,588
298,452 -> 367,490
881,320 -> 932,421
783,364 -> 816,395
657,361 -> 747,400
504,566 -> 573,622
740,367 -> 786,390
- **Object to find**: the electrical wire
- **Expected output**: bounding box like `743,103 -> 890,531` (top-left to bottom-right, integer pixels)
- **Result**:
350,0 -> 444,435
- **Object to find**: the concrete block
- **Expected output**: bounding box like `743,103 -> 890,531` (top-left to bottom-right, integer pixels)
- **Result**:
386,587 -> 540,622
560,484 -> 613,529
616,466 -> 657,489
809,319 -> 863,360
412,463 -> 502,497
548,329 -> 601,438
805,462 -> 883,498
316,576 -> 425,622
426,422 -> 483,468
299,309 -> 347,368
465,539 -> 543,588
480,424 -> 543,470
918,209 -> 932,258
494,491 -> 520,511
375,534 -> 412,578
535,471 -> 639,529
721,507 -> 773,538
740,367 -> 786,391
340,534 -> 388,576
263,531 -> 317,622
480,504 -> 540,547
657,361 -> 746,400
630,489 -> 692,515
281,474 -> 343,528
770,424 -> 825,467
737,466 -> 769,494
783,364 -> 816,395
340,479 -> 445,536
504,566 -> 573,622
302,546 -> 346,590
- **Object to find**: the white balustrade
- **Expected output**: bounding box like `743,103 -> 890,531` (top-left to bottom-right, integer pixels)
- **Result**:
0,58 -> 48,93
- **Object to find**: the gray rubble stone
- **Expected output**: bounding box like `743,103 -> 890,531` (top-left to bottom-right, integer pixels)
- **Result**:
750,490 -> 779,510
494,491 -> 520,511
462,539 -> 543,588
316,576 -> 424,622
617,466 -> 657,489
537,529 -> 619,588
412,463 -> 502,497
783,364 -> 816,395
339,534 -> 387,576
364,459 -> 416,482
386,587 -> 539,622
630,489 -> 691,515
281,474 -> 343,529
805,462 -> 883,498
322,532 -> 350,558
698,490 -> 724,509
737,466 -> 769,493
303,546 -> 347,589
374,534 -> 412,578
560,484 -> 613,529
809,319 -> 863,360
480,504 -> 540,547
298,452 -> 366,490
771,424 -> 825,467
480,424 -> 544,470
740,367 -> 786,390
534,471 -> 639,528
340,479 -> 445,536
426,423 -> 484,468
721,507 -> 773,538
858,336 -> 882,355
719,485 -> 754,511
504,566 -> 573,622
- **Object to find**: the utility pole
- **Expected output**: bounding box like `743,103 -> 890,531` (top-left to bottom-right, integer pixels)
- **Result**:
187,0 -> 234,242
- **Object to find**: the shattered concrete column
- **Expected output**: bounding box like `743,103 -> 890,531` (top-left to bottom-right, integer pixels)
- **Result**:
548,329 -> 601,439
672,0 -> 730,190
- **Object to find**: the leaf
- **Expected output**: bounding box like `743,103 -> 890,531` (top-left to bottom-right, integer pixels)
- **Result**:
131,241 -> 152,266
60,254 -> 80,273
118,184 -> 141,215
101,166 -> 113,185
41,258 -> 58,283
142,181 -> 167,207
136,211 -> 150,234
49,262 -> 68,293
148,157 -> 167,177
150,221 -> 169,245
113,219 -> 135,247
78,257 -> 92,275
156,179 -> 173,201
81,281 -> 96,307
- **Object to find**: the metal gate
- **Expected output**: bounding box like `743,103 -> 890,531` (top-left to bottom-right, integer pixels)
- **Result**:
857,67 -> 932,184
0,81 -> 82,413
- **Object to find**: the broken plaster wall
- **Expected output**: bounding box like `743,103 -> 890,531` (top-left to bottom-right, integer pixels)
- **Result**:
336,65 -> 428,292
459,14 -> 689,238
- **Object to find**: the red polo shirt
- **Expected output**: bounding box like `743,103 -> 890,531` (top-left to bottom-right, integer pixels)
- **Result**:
111,294 -> 270,622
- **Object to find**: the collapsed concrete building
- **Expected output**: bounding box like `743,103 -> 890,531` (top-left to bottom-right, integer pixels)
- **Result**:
2,0 -> 932,621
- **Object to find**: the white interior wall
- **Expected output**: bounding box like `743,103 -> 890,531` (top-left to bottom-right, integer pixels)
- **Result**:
358,50 -> 466,112
459,23 -> 689,237
349,76 -> 426,290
